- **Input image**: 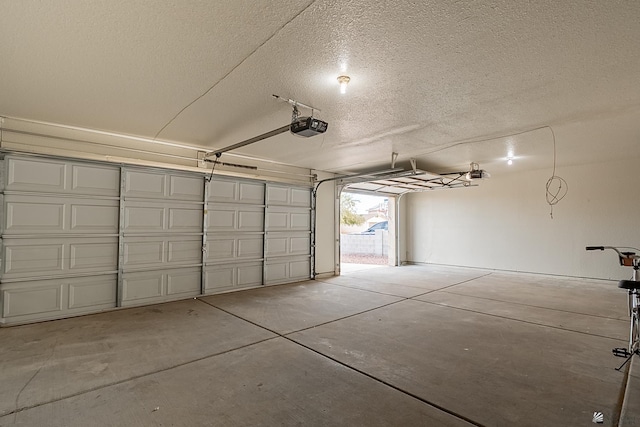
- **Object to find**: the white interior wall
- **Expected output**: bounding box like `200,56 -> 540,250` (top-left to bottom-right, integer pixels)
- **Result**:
405,156 -> 640,280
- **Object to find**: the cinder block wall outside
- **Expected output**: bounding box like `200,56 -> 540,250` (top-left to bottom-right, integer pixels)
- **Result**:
340,230 -> 388,256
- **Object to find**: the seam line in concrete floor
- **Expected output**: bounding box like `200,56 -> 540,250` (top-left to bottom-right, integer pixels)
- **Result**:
2,335 -> 278,418
440,289 -> 627,321
260,274 -> 494,336
197,298 -> 486,427
323,272 -> 634,425
316,272 -> 493,300
0,273 -> 491,419
413,298 -> 627,343
315,274 -> 625,343
11,337 -> 60,419
315,276 -> 449,293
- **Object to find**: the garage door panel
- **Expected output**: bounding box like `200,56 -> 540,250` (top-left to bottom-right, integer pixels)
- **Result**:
204,262 -> 262,293
166,269 -> 201,296
237,237 -> 263,259
124,170 -> 166,198
167,239 -> 202,263
266,185 -> 310,207
1,275 -> 117,324
68,278 -> 117,309
124,169 -> 203,201
3,237 -> 118,279
70,204 -> 119,233
208,205 -> 262,232
208,178 -> 264,204
265,206 -> 310,232
265,237 -> 287,257
238,182 -> 265,204
266,186 -> 289,205
168,207 -> 202,232
122,272 -> 164,302
69,242 -> 118,271
290,187 -> 311,207
6,200 -> 65,233
123,236 -> 201,269
71,164 -> 120,196
264,262 -> 288,284
237,263 -> 263,286
124,240 -> 165,266
5,195 -> 119,235
5,244 -> 63,275
290,258 -> 311,278
122,268 -> 200,306
209,209 -> 236,231
204,265 -> 234,291
237,210 -> 263,230
208,179 -> 236,202
3,284 -> 63,318
290,235 -> 311,255
6,157 -> 120,197
123,202 -> 202,234
265,256 -> 310,285
124,206 -> 165,232
169,175 -> 204,201
290,212 -> 311,230
207,236 -> 263,263
6,158 -> 66,192
208,238 -> 236,261
265,211 -> 288,230
265,233 -> 310,258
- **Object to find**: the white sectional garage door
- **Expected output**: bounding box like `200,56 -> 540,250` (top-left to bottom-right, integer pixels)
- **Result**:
0,155 -> 312,325
204,176 -> 265,293
120,168 -> 204,307
0,156 -> 120,324
264,184 -> 311,285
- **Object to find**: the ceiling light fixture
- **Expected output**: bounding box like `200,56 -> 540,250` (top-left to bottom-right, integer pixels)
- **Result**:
507,150 -> 514,165
337,75 -> 351,94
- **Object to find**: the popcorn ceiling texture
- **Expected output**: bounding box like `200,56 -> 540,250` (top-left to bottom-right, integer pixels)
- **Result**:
1,1 -> 639,174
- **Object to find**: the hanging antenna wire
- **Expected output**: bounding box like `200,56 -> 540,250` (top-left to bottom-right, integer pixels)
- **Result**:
545,127 -> 568,219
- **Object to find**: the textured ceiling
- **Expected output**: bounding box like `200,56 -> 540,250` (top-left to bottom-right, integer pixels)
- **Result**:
1,0 -> 640,175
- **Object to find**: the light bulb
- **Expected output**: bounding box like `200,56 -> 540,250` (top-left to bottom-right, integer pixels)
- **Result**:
507,158 -> 513,165
337,75 -> 351,94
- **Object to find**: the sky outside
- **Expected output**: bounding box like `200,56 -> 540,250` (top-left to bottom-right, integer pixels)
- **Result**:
344,192 -> 388,214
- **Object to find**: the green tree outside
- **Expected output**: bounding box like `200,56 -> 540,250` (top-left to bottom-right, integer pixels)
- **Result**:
340,193 -> 365,226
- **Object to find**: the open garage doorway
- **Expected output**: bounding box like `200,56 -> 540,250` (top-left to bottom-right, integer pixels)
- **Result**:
339,191 -> 395,273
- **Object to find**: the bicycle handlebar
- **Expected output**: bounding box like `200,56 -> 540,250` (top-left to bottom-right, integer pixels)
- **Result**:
585,245 -> 639,267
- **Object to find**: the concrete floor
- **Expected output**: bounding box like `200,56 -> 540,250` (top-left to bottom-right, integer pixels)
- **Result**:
0,264 -> 637,426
